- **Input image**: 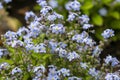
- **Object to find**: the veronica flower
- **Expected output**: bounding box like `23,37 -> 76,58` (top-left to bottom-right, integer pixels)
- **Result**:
89,68 -> 99,77
59,68 -> 70,77
23,35 -> 32,44
111,57 -> 119,67
67,12 -> 78,21
25,11 -> 36,21
58,42 -> 67,49
50,24 -> 65,34
17,27 -> 30,36
65,0 -> 81,11
33,65 -> 46,77
79,15 -> 90,24
40,6 -> 52,15
105,55 -> 119,67
83,37 -> 96,47
0,49 -> 9,58
67,51 -> 80,61
72,31 -> 88,43
25,43 -> 34,51
48,0 -> 58,8
92,46 -> 102,57
37,0 -> 47,7
80,62 -> 88,69
11,67 -> 22,75
105,73 -> 120,80
70,0 -> 81,11
34,43 -> 46,53
82,24 -> 93,30
0,62 -> 9,71
11,40 -> 24,48
47,14 -> 57,21
54,12 -> 63,19
68,76 -> 82,80
56,48 -> 67,57
4,31 -> 17,41
101,29 -> 114,39
49,41 -> 58,53
47,75 -> 60,80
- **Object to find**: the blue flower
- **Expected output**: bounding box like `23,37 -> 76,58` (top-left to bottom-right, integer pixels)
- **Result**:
79,15 -> 90,24
40,6 -> 52,15
82,24 -> 93,30
89,68 -> 99,77
65,0 -> 81,11
11,67 -> 22,75
80,62 -> 88,69
25,11 -> 36,21
67,51 -> 80,61
50,24 -> 65,34
101,29 -> 114,39
67,12 -> 78,21
48,0 -> 58,8
59,68 -> 70,77
105,73 -> 120,80
34,43 -> 46,53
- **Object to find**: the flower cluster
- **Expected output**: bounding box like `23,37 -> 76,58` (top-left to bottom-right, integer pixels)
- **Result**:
0,0 -> 119,80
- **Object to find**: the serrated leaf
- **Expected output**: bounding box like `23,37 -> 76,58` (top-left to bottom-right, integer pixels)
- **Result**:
92,14 -> 103,26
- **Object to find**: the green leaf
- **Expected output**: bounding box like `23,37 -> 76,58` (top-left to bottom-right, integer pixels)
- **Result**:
109,11 -> 120,20
0,58 -> 13,64
34,5 -> 40,11
110,20 -> 120,29
102,0 -> 112,4
92,14 -> 103,26
81,1 -> 93,10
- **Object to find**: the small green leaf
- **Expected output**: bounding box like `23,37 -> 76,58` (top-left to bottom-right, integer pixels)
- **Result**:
92,14 -> 103,26
81,1 -> 93,10
109,11 -> 120,20
102,0 -> 112,4
0,58 -> 13,64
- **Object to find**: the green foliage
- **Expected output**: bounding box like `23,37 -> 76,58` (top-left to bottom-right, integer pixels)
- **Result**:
92,14 -> 103,26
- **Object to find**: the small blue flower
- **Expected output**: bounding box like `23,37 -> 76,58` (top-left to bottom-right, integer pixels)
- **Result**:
59,68 -> 70,77
40,6 -> 52,15
105,73 -> 120,80
47,14 -> 57,21
82,24 -> 93,30
34,43 -> 46,53
65,0 -> 81,11
48,0 -> 58,8
89,68 -> 99,77
67,51 -> 80,61
101,29 -> 114,39
80,62 -> 88,69
25,11 -> 36,21
11,67 -> 22,75
79,15 -> 90,24
50,24 -> 65,34
37,0 -> 47,7
67,12 -> 78,21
